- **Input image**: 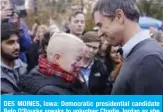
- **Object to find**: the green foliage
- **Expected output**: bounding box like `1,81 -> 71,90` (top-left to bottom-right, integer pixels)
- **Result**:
137,0 -> 163,20
85,17 -> 95,32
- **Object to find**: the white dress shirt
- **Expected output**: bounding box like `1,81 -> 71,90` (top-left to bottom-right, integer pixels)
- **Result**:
122,30 -> 151,59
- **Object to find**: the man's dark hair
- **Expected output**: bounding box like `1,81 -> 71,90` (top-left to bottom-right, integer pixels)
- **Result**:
69,11 -> 84,21
92,0 -> 140,22
1,22 -> 20,41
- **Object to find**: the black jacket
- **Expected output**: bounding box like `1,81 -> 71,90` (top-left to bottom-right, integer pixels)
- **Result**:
19,66 -> 89,95
86,59 -> 113,94
26,42 -> 40,73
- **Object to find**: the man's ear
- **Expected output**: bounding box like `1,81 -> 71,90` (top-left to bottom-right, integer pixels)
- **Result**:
115,9 -> 124,24
52,53 -> 61,64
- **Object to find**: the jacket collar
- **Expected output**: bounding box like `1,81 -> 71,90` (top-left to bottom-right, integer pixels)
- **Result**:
0,59 -> 25,70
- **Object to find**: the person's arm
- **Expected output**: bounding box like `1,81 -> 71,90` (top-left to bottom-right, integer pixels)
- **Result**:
19,23 -> 32,51
134,55 -> 163,94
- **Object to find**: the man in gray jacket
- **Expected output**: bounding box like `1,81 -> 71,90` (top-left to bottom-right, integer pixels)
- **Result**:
1,23 -> 27,94
93,0 -> 163,94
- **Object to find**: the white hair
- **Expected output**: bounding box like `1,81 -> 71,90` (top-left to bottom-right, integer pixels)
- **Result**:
47,32 -> 85,62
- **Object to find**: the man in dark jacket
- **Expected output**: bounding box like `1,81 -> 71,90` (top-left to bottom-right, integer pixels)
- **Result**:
19,33 -> 89,94
93,0 -> 163,94
81,31 -> 113,94
1,23 -> 27,94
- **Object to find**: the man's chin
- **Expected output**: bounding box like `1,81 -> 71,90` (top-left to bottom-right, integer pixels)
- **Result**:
12,56 -> 19,60
2,56 -> 19,61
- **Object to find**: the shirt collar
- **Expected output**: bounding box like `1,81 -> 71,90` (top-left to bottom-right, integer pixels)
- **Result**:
83,59 -> 94,69
122,30 -> 151,59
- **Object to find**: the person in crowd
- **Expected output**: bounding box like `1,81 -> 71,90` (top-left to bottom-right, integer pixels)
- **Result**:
93,0 -> 163,94
19,33 -> 89,95
108,46 -> 123,81
13,13 -> 32,63
1,0 -> 32,63
97,35 -> 113,72
81,31 -> 113,94
1,23 -> 27,94
153,31 -> 163,47
26,25 -> 48,72
28,19 -> 40,40
68,11 -> 85,38
1,0 -> 13,22
33,25 -> 48,43
97,37 -> 122,81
